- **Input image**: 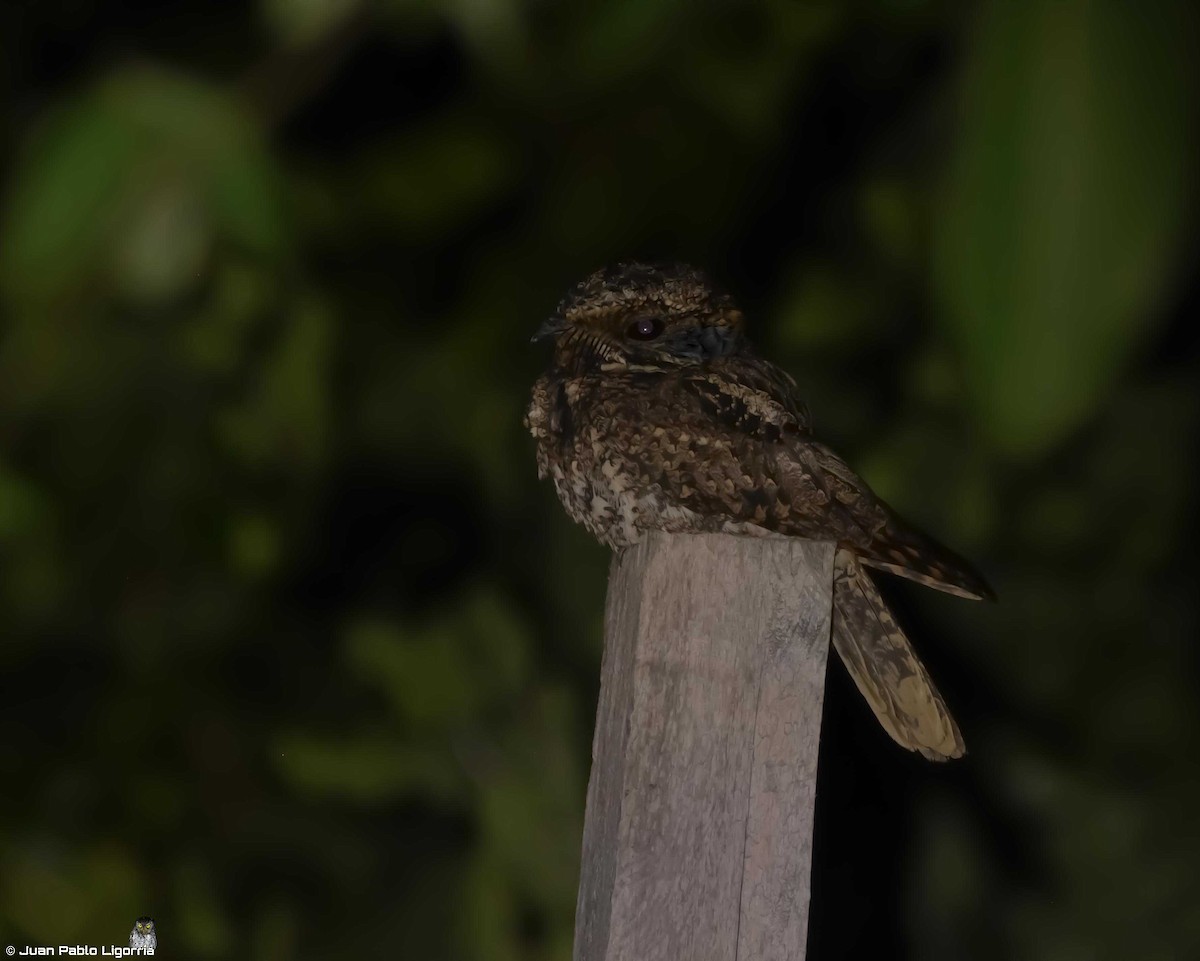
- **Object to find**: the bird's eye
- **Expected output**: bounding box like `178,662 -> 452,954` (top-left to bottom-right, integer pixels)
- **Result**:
627,317 -> 664,341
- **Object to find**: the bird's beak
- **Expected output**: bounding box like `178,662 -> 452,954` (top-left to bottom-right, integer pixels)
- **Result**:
530,315 -> 568,344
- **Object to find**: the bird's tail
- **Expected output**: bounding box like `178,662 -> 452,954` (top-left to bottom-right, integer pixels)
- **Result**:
831,550 -> 965,761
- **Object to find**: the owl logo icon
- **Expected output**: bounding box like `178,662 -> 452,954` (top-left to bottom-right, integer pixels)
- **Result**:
129,916 -> 156,953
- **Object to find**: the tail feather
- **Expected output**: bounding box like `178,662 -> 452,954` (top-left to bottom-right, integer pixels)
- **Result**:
831,550 -> 965,761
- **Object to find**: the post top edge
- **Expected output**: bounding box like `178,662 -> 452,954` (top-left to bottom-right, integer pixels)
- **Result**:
636,531 -> 836,567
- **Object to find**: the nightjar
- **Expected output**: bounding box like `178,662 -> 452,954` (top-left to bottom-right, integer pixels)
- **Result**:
524,262 -> 994,760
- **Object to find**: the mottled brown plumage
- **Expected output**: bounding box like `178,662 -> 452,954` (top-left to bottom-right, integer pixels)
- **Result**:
525,262 -> 993,760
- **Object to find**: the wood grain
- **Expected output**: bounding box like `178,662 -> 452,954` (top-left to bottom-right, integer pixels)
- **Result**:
574,533 -> 835,961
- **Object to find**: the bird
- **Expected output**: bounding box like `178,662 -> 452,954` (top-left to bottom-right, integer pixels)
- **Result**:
524,261 -> 994,760
129,916 -> 157,953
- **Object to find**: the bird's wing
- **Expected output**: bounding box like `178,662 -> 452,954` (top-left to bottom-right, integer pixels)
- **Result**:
782,440 -> 995,601
610,359 -> 993,601
597,363 -> 877,541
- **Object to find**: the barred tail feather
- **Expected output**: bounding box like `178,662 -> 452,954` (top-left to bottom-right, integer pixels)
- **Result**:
832,551 -> 965,761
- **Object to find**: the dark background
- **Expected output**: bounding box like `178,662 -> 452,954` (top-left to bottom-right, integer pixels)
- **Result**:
2,1 -> 1198,958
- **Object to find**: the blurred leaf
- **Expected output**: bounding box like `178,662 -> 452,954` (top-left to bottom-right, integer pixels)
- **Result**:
857,421 -> 998,548
476,688 -> 582,911
0,463 -> 62,630
102,68 -> 288,259
350,115 -> 516,237
262,0 -> 361,46
273,732 -> 463,803
458,852 -> 522,961
112,177 -> 211,302
345,589 -> 531,727
345,617 -> 479,726
676,0 -> 838,137
0,843 -> 144,944
228,513 -> 281,578
0,463 -> 52,543
0,100 -> 136,308
250,900 -> 300,961
418,0 -> 527,72
1,845 -> 91,942
573,0 -> 684,85
933,0 -> 1196,456
179,262 -> 273,374
773,260 -> 880,352
1,66 -> 286,310
217,294 -> 332,469
861,178 -> 922,268
173,857 -> 235,957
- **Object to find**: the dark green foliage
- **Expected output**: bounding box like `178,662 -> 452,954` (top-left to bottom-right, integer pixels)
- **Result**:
1,1 -> 1197,958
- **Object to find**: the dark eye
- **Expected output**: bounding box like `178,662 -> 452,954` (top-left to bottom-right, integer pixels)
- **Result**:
627,316 -> 664,341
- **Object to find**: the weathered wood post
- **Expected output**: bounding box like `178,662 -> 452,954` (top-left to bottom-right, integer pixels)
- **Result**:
573,532 -> 835,961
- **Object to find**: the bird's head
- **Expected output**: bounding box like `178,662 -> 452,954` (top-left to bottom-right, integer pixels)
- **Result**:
531,262 -> 745,368
134,917 -> 155,936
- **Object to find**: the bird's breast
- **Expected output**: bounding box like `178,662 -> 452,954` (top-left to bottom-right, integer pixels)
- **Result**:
526,375 -> 655,548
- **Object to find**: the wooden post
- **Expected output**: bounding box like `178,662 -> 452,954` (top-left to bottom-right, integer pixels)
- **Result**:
574,533 -> 835,961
